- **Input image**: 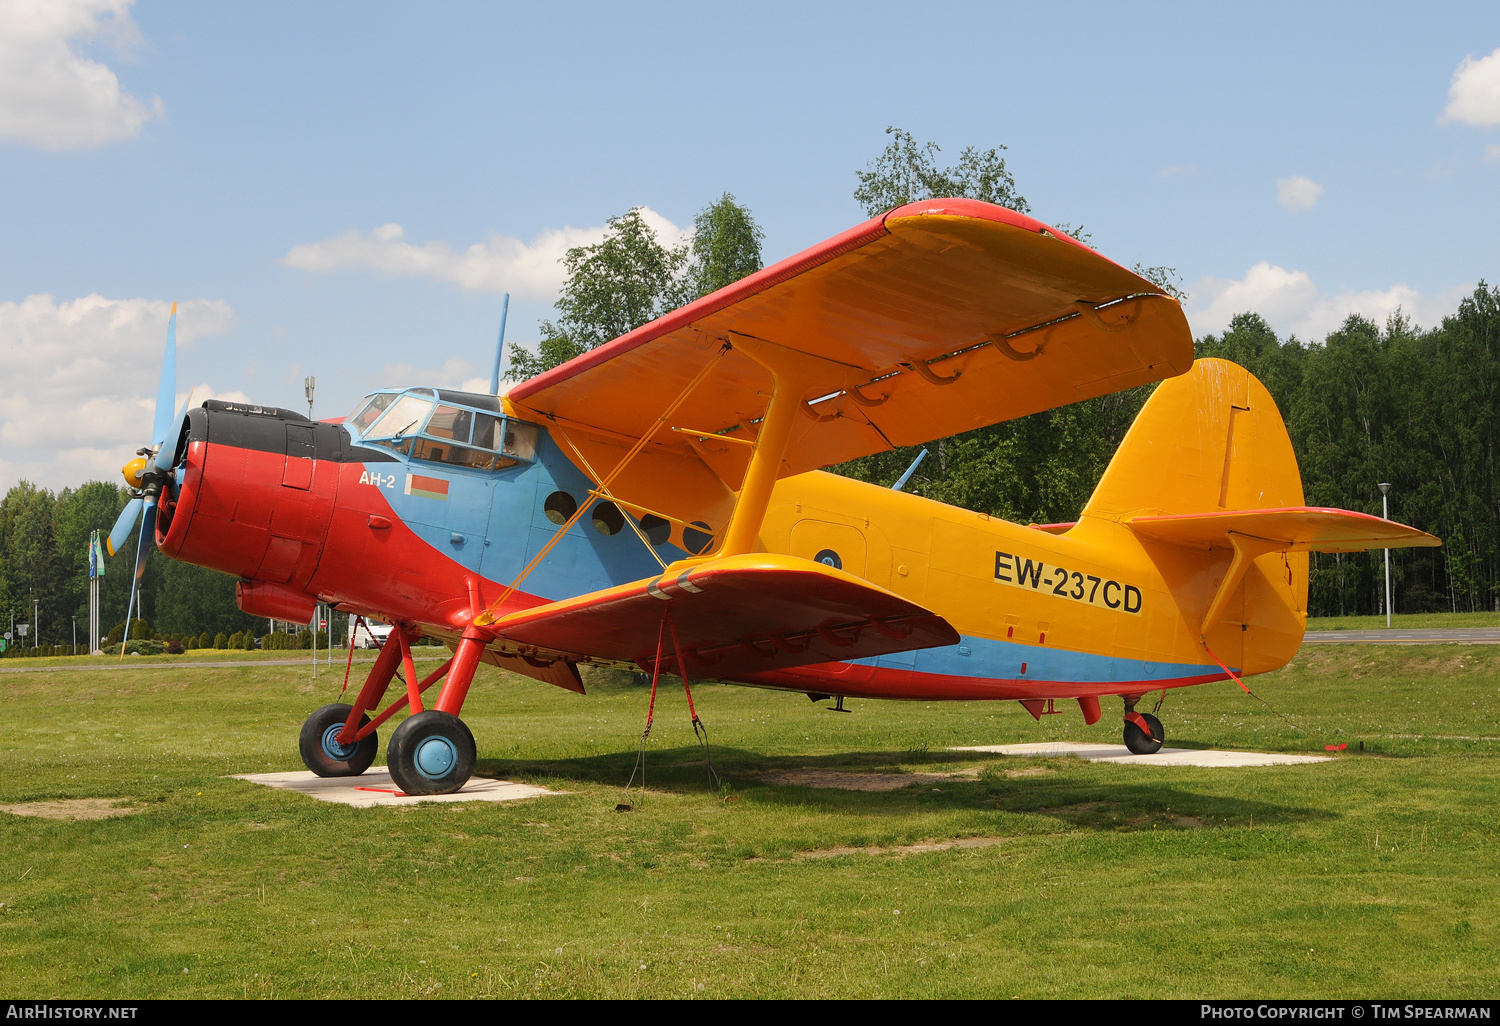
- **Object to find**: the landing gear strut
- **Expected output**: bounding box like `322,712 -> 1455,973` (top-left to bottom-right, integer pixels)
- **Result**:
1122,695 -> 1164,755
297,623 -> 489,795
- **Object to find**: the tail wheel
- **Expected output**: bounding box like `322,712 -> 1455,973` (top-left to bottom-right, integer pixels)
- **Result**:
1124,712 -> 1165,755
299,703 -> 378,777
388,710 -> 476,796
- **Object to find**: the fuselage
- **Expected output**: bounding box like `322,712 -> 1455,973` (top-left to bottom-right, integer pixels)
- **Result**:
158,386 -> 1303,704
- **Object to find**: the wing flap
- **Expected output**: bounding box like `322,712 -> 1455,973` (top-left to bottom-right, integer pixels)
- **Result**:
484,553 -> 959,679
1126,507 -> 1441,552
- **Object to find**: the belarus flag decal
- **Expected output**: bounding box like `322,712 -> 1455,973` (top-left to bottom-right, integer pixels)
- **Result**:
405,473 -> 449,501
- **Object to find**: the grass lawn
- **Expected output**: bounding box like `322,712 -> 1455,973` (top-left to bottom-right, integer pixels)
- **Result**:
2,644 -> 1498,998
1307,612 -> 1500,630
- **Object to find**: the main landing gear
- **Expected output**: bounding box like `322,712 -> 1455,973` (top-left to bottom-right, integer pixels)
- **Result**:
297,624 -> 487,796
1122,694 -> 1165,755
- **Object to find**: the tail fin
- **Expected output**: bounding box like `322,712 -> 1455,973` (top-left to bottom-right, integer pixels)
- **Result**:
1084,357 -> 1302,520
1083,359 -> 1438,674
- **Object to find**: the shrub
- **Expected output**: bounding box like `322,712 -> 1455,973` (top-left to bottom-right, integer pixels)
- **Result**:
214,632 -> 228,650
123,640 -> 166,656
167,639 -> 184,654
242,632 -> 257,650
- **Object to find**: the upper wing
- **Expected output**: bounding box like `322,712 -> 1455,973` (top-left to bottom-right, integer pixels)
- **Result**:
482,553 -> 959,680
507,199 -> 1194,533
1126,507 -> 1441,552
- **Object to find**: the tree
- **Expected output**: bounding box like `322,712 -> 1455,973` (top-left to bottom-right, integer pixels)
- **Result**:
854,127 -> 1029,218
678,192 -> 764,302
510,196 -> 766,381
510,208 -> 687,380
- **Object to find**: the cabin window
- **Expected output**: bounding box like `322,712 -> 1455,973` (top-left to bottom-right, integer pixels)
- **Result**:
592,501 -> 625,536
639,514 -> 671,547
544,491 -> 577,525
683,520 -> 714,555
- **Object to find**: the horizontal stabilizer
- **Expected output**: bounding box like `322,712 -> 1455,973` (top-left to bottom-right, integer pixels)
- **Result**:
484,554 -> 959,680
1126,507 -> 1441,553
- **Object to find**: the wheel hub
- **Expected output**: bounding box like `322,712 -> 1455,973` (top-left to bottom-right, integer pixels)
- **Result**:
321,723 -> 357,760
415,736 -> 457,778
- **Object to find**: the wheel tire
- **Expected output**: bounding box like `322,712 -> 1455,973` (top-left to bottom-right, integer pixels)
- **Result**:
388,710 -> 476,796
299,703 -> 378,777
1123,712 -> 1165,755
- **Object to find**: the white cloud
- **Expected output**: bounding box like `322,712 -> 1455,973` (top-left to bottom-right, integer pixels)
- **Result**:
282,208 -> 688,301
1187,262 -> 1472,340
1442,47 -> 1500,128
0,294 -> 236,490
0,0 -> 163,150
1276,175 -> 1324,213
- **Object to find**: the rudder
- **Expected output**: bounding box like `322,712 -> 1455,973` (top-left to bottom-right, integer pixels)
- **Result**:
1084,357 -> 1305,520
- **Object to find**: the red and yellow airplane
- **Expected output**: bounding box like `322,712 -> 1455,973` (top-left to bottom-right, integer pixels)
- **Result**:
110,198 -> 1439,795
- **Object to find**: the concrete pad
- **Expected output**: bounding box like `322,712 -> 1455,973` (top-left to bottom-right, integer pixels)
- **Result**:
950,741 -> 1332,767
231,768 -> 565,807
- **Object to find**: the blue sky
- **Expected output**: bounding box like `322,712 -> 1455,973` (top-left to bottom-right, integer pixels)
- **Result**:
2,1 -> 1497,489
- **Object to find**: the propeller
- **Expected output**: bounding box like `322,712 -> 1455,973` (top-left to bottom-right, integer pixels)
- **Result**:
106,302 -> 185,653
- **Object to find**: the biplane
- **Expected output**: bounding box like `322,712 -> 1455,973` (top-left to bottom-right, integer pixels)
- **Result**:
109,198 -> 1439,795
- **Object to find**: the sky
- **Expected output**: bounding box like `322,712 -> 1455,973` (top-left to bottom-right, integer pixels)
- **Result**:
2,0 -> 1498,492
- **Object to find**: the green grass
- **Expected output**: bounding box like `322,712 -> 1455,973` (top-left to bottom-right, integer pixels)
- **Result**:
3,646 -> 1499,998
1307,612 -> 1500,630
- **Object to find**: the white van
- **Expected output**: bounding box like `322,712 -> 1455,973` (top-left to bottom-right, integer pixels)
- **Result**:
350,616 -> 394,650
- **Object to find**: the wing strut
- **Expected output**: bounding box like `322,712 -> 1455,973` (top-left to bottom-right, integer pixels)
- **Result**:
474,343 -> 730,625
718,335 -> 853,557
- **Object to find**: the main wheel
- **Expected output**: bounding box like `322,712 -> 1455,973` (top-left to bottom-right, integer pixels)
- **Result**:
299,703 -> 378,777
388,710 -> 476,796
1123,712 -> 1165,755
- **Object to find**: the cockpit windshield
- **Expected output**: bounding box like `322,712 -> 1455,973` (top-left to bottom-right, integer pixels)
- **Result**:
365,394 -> 434,441
347,393 -> 396,436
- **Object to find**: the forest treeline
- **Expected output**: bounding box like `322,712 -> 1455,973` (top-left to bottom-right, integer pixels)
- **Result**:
835,289 -> 1500,618
4,129 -> 1495,642
6,286 -> 1498,639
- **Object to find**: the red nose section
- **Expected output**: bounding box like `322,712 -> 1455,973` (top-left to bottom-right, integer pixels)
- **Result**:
158,408 -> 338,593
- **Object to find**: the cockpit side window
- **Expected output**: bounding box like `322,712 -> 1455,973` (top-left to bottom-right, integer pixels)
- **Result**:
503,421 -> 538,461
426,405 -> 474,444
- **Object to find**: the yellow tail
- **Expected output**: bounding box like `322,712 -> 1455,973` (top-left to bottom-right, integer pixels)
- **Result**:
1084,358 -> 1310,673
1084,357 -> 1305,521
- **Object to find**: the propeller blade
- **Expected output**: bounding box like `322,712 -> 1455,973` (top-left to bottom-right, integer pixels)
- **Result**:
136,500 -> 158,578
154,407 -> 188,472
151,303 -> 178,454
106,497 -> 144,557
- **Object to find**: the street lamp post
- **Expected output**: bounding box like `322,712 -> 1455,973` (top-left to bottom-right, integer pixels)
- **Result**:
1379,483 -> 1392,629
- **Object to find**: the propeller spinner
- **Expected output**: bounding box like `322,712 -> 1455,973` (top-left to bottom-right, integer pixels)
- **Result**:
106,303 -> 191,651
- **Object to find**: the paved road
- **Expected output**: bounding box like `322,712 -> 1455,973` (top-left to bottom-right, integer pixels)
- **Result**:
3,631 -> 1495,673
1303,628 -> 1500,644
0,655 -> 451,674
